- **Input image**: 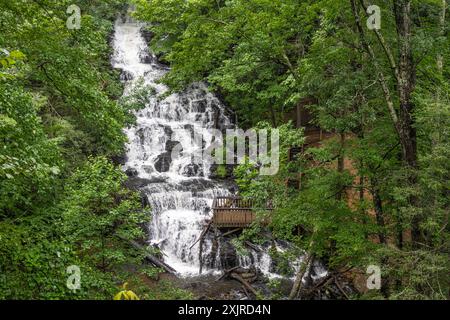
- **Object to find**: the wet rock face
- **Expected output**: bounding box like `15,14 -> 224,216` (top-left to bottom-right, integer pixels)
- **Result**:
205,235 -> 219,269
124,177 -> 154,190
219,240 -> 238,270
120,70 -> 134,81
142,165 -> 154,175
111,154 -> 127,166
125,167 -> 139,177
183,124 -> 194,135
136,128 -> 145,145
166,140 -> 182,153
139,51 -> 153,64
140,193 -> 150,208
154,152 -> 172,172
164,125 -> 173,137
140,28 -> 154,43
191,99 -> 207,113
183,164 -> 203,177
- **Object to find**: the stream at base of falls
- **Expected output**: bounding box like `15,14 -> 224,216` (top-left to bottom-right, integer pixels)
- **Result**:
110,15 -> 333,298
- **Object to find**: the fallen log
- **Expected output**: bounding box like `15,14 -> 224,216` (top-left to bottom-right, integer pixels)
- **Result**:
230,273 -> 259,298
244,241 -> 262,252
220,228 -> 242,238
241,285 -> 250,299
116,235 -> 176,274
302,266 -> 355,299
334,277 -> 350,300
289,236 -> 315,300
190,220 -> 212,249
302,275 -> 333,298
240,272 -> 257,280
216,266 -> 240,282
132,240 -> 176,274
289,252 -> 314,300
144,252 -> 177,275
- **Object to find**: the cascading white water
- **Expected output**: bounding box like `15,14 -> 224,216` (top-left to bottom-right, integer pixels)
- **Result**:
111,16 -> 233,276
111,15 -> 327,281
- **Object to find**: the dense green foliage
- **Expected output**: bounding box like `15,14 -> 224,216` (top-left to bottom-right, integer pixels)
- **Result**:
0,0 -> 192,300
1,0 -> 448,300
134,0 -> 449,299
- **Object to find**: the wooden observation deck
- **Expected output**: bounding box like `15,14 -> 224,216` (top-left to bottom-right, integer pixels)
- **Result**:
212,197 -> 271,228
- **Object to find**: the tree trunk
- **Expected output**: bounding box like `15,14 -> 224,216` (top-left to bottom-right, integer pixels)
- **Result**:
116,235 -> 177,274
336,133 -> 346,201
394,0 -> 420,244
359,174 -> 369,240
437,0 -> 446,75
296,103 -> 302,128
394,0 -> 417,167
352,0 -> 418,171
288,252 -> 314,300
396,213 -> 404,249
371,184 -> 386,244
352,0 -> 421,244
269,104 -> 277,127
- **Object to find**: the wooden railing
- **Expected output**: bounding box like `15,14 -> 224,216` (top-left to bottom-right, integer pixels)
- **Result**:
212,197 -> 271,228
212,197 -> 255,209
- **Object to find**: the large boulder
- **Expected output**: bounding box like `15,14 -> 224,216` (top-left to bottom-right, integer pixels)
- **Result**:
120,70 -> 133,81
139,51 -> 153,64
140,27 -> 154,43
125,167 -> 139,177
142,165 -> 154,175
191,99 -> 207,113
154,152 -> 172,172
124,177 -> 153,190
166,140 -> 182,153
111,153 -> 127,166
163,125 -> 173,137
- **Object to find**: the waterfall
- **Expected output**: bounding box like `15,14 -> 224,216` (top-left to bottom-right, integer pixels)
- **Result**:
111,16 -> 327,281
111,17 -> 233,276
